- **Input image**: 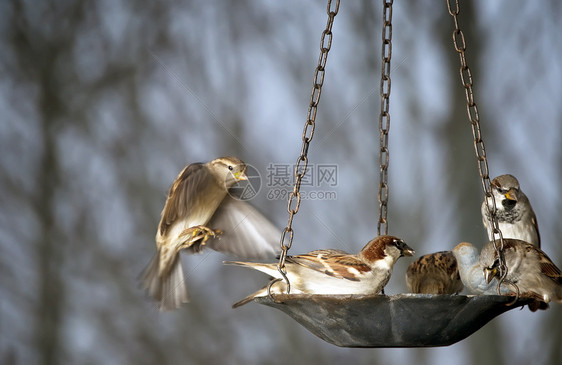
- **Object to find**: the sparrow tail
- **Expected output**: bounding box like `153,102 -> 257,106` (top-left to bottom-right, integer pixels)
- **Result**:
527,300 -> 549,312
232,293 -> 259,308
223,260 -> 252,267
232,286 -> 272,308
141,251 -> 189,311
225,260 -> 290,307
223,260 -> 279,278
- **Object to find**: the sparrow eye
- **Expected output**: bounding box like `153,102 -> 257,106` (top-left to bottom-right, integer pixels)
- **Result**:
228,165 -> 233,171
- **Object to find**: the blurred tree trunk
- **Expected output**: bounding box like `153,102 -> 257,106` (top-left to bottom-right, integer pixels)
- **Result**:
35,89 -> 65,365
439,0 -> 484,243
28,16 -> 66,365
8,1 -> 86,363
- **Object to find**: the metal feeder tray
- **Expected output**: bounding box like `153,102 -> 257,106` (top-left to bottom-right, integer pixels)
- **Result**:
255,293 -> 531,348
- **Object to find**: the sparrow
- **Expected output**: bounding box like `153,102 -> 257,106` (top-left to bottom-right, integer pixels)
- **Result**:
480,238 -> 562,310
224,235 -> 414,308
481,174 -> 540,248
141,156 -> 280,311
451,242 -> 510,295
405,251 -> 463,294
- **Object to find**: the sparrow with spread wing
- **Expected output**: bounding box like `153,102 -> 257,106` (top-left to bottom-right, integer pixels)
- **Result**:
482,174 -> 540,248
480,239 -> 562,309
405,251 -> 463,294
224,235 -> 414,308
141,157 -> 279,310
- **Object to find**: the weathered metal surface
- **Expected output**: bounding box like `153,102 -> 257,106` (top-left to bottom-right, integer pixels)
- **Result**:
255,293 -> 531,348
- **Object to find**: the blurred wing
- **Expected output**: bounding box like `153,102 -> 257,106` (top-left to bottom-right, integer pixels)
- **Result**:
158,163 -> 212,235
205,196 -> 280,259
288,251 -> 369,281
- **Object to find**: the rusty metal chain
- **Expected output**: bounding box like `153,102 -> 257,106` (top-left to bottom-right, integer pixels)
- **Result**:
268,0 -> 340,298
377,0 -> 393,236
446,0 -> 508,294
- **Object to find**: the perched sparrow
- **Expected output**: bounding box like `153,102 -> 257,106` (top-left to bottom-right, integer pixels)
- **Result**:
452,242 -> 510,295
480,239 -> 562,308
481,174 -> 540,248
224,235 -> 414,308
405,251 -> 463,294
141,157 -> 280,311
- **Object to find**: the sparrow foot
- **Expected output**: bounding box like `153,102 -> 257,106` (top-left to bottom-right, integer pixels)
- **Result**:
180,226 -> 223,246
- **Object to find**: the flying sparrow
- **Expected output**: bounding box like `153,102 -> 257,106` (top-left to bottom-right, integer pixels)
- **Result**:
405,251 -> 463,294
480,239 -> 562,309
452,242 -> 510,295
481,174 -> 540,248
224,235 -> 414,308
141,156 -> 280,311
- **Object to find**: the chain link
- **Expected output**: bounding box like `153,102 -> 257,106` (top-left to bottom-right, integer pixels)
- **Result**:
269,0 -> 340,298
377,0 -> 393,236
446,0 -> 508,294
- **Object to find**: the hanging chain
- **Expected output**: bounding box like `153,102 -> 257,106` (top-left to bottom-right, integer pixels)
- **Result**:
377,0 -> 393,236
446,0 -> 508,294
268,0 -> 340,298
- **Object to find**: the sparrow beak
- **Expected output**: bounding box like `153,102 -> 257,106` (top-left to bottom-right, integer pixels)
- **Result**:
400,242 -> 415,257
483,267 -> 497,284
504,188 -> 517,202
403,249 -> 415,257
234,171 -> 248,181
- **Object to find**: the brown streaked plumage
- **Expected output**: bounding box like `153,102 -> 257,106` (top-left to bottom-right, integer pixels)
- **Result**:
406,251 -> 463,294
141,156 -> 280,311
224,235 -> 414,308
482,174 -> 540,248
287,250 -> 372,281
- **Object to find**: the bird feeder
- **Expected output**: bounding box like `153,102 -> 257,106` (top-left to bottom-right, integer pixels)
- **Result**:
256,294 -> 530,347
249,0 -> 527,348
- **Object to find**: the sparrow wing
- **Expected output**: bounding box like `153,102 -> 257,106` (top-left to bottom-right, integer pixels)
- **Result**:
288,250 -> 369,281
537,251 -> 562,285
306,249 -> 349,255
158,163 -> 213,235
532,213 -> 541,248
205,196 -> 280,259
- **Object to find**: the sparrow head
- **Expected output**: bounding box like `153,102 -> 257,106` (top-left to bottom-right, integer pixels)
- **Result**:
360,235 -> 414,264
452,242 -> 479,265
393,238 -> 415,258
208,156 -> 248,189
491,174 -> 520,210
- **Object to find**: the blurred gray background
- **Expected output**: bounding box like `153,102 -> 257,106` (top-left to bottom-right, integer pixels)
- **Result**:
1,1 -> 561,364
